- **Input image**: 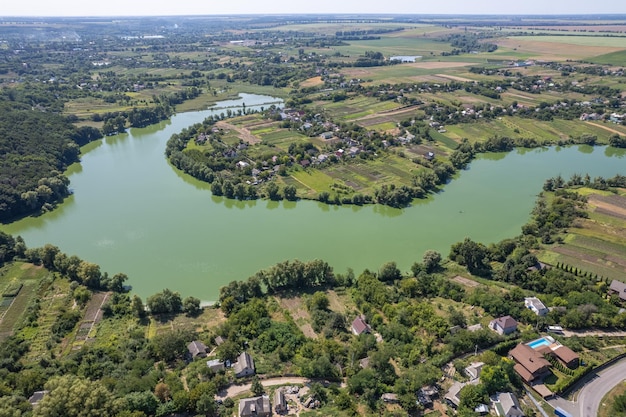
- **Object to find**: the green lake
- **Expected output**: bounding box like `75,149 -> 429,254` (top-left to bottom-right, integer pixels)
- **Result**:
2,93 -> 625,302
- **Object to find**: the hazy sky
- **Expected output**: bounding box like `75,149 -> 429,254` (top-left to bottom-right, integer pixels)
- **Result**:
2,0 -> 626,17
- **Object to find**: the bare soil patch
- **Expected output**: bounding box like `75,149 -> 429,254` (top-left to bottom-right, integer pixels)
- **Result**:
589,194 -> 626,218
300,76 -> 324,87
497,38 -> 620,59
584,121 -> 626,136
215,120 -> 261,144
276,296 -> 317,339
326,290 -> 347,314
435,73 -> 474,82
407,61 -> 474,69
452,275 -> 480,288
552,245 -> 598,263
83,292 -> 109,322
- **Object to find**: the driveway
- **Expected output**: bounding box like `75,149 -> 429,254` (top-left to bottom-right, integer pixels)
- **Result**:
547,357 -> 626,417
216,377 -> 310,399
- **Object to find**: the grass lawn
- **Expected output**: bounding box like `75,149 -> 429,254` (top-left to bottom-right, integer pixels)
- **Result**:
599,381 -> 626,417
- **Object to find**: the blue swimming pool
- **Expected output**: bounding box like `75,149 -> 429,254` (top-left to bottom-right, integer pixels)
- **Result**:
527,337 -> 552,349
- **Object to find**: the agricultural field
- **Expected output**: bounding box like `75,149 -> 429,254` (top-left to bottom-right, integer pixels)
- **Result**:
538,192 -> 626,282
0,262 -> 49,340
495,36 -> 625,60
443,117 -> 626,144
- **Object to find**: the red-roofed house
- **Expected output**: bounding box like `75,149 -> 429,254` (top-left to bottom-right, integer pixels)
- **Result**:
351,315 -> 371,336
509,344 -> 551,383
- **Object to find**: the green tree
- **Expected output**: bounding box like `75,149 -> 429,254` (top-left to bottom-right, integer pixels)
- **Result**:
378,261 -> 402,282
422,250 -> 442,273
481,365 -> 509,394
283,185 -> 297,201
149,329 -> 193,362
458,383 -> 488,410
182,296 -> 202,316
123,391 -> 159,416
251,376 -> 264,396
131,295 -> 146,319
146,288 -> 182,314
308,292 -> 330,311
266,182 -> 281,200
34,375 -> 118,417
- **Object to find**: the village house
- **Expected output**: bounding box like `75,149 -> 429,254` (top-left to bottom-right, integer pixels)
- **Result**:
234,352 -> 255,378
465,362 -> 485,380
494,392 -> 525,417
417,386 -> 438,408
274,389 -> 287,414
351,315 -> 371,336
239,395 -> 271,417
445,380 -> 479,409
508,343 -> 551,383
187,340 -> 208,359
609,279 -> 626,301
524,297 -> 549,316
489,315 -> 518,335
610,113 -> 625,123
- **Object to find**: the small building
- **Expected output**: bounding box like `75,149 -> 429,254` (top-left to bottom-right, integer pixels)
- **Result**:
234,352 -> 255,378
207,359 -> 225,372
187,340 -> 208,359
214,335 -> 225,346
525,297 -> 549,316
494,392 -> 525,417
490,315 -> 518,335
28,391 -> 48,408
351,315 -> 371,336
609,280 -> 626,301
475,404 -> 490,415
467,323 -> 483,332
552,345 -> 579,369
274,389 -> 287,414
239,395 -> 271,417
465,362 -> 485,380
381,393 -> 398,403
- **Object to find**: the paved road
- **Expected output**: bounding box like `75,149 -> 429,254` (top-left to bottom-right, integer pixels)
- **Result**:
562,329 -> 626,338
548,357 -> 626,417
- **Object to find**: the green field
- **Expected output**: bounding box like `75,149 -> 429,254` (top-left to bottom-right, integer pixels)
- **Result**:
587,50 -> 626,65
444,117 -> 622,144
0,263 -> 49,339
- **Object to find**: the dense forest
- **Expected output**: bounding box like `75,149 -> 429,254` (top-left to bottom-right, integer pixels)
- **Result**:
0,89 -> 102,222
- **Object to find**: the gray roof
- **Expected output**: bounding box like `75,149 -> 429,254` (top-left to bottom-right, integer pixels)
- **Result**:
239,396 -> 270,417
497,392 -> 525,417
234,352 -> 255,375
610,280 -> 626,300
187,340 -> 207,357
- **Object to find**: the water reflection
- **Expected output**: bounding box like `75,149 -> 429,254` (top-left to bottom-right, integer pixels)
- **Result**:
605,146 -> 626,158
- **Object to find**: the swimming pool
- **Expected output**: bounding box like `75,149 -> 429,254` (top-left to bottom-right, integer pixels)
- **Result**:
527,337 -> 553,349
